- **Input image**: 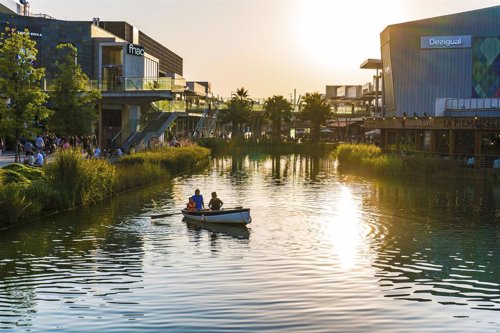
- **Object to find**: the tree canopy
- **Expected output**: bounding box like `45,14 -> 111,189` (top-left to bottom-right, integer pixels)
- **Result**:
263,95 -> 293,141
299,92 -> 332,143
219,87 -> 252,139
48,43 -> 101,137
0,28 -> 50,162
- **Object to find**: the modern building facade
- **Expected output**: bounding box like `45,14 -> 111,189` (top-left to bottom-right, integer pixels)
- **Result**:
366,6 -> 500,167
0,9 -> 187,149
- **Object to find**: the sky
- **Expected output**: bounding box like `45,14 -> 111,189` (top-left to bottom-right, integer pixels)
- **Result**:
29,0 -> 500,99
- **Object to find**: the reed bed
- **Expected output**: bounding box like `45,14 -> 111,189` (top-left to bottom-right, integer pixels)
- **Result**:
336,143 -> 462,178
0,145 -> 210,229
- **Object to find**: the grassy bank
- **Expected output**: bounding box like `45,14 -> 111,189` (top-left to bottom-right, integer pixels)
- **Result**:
335,143 -> 463,179
197,138 -> 337,155
0,145 -> 210,229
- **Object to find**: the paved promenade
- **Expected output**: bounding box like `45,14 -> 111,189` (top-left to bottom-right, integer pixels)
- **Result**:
0,151 -> 16,168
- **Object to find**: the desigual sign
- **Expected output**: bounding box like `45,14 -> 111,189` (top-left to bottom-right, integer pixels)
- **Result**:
127,44 -> 145,56
421,36 -> 471,49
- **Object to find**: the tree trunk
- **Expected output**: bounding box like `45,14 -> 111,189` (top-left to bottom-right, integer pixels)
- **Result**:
14,129 -> 20,163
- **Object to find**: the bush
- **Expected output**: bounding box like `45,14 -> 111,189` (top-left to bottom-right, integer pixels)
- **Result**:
23,179 -> 63,211
0,184 -> 41,227
114,161 -> 168,192
44,149 -> 116,208
116,146 -> 210,174
2,163 -> 45,181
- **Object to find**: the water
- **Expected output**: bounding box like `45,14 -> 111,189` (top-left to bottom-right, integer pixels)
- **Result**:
0,154 -> 499,332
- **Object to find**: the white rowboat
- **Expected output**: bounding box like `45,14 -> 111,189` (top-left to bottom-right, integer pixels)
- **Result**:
181,208 -> 251,224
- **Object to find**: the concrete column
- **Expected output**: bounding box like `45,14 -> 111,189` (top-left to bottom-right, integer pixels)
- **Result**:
448,130 -> 455,159
124,105 -> 141,139
430,130 -> 437,154
474,130 -> 481,168
98,103 -> 103,149
415,131 -> 422,151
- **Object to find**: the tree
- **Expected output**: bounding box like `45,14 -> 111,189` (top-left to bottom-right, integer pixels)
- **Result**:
0,28 -> 50,162
299,92 -> 332,143
219,87 -> 252,139
263,95 -> 293,141
48,43 -> 101,137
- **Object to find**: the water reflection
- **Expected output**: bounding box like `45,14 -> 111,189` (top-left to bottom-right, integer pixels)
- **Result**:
184,218 -> 250,240
0,154 -> 498,332
327,186 -> 364,270
0,184 -> 171,329
364,179 -> 500,311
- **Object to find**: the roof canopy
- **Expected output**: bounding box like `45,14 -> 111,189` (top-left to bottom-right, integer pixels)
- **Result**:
360,59 -> 382,70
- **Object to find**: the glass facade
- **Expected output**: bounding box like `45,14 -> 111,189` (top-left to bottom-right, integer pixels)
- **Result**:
472,37 -> 500,98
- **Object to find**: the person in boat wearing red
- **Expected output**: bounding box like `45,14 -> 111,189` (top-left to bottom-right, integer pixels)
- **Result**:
191,189 -> 205,210
186,197 -> 196,212
208,191 -> 224,210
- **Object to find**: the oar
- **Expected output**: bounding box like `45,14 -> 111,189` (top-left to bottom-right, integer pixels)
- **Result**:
150,211 -> 182,219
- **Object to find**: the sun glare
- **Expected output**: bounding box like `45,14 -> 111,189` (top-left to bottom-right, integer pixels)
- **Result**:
294,1 -> 405,70
328,186 -> 363,270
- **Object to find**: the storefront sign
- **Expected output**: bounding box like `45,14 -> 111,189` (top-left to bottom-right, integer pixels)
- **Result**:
421,35 -> 471,49
443,118 -> 500,130
127,43 -> 145,56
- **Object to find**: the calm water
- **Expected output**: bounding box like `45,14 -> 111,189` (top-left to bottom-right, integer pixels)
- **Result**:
0,154 -> 499,332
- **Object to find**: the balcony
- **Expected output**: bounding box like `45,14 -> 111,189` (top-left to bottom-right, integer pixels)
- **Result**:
42,76 -> 185,104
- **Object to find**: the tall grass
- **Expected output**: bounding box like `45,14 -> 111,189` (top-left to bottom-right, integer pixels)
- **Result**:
197,138 -> 336,155
0,145 -> 210,229
336,143 -> 462,178
44,149 -> 116,208
116,146 -> 210,174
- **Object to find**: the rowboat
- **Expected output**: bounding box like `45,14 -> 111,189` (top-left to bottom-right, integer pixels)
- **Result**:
181,208 -> 251,224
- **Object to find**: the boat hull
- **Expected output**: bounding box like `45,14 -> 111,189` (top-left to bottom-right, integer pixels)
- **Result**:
181,208 -> 251,224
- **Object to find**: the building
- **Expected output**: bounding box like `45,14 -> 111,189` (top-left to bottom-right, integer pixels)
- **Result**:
365,6 -> 500,167
0,6 -> 188,150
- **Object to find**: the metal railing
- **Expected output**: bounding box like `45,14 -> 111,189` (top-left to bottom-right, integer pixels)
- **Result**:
381,148 -> 500,170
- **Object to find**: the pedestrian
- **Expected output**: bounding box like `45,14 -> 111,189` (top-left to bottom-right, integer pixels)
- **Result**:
208,191 -> 223,210
191,189 -> 205,210
35,134 -> 45,152
34,150 -> 44,167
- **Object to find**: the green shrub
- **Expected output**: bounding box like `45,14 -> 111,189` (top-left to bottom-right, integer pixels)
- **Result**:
0,184 -> 41,227
23,179 -> 63,211
116,146 -> 210,174
0,169 -> 31,185
44,149 -> 116,208
2,163 -> 45,181
114,161 -> 168,192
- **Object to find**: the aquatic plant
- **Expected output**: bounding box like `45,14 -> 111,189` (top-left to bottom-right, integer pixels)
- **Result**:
44,149 -> 116,207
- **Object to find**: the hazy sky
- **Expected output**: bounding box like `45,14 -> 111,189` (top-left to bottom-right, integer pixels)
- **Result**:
29,0 -> 500,99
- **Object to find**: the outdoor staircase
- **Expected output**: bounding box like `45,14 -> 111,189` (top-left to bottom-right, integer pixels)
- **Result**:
121,111 -> 178,151
195,108 -> 219,137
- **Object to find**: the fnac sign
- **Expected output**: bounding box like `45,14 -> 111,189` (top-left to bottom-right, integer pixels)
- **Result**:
127,43 -> 145,56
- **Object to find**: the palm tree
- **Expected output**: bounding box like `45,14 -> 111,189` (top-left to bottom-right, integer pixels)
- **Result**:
263,95 -> 293,141
299,92 -> 332,143
218,87 -> 252,139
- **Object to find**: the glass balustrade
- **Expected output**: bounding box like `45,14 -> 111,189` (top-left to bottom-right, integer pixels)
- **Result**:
44,77 -> 178,92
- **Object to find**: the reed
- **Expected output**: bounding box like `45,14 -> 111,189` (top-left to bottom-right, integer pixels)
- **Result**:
197,138 -> 336,155
44,149 -> 116,208
0,145 -> 211,228
113,161 -> 168,192
0,184 -> 40,227
116,146 -> 210,174
336,143 -> 463,179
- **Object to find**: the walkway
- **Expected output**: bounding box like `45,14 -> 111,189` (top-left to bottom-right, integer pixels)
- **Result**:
0,151 -> 16,168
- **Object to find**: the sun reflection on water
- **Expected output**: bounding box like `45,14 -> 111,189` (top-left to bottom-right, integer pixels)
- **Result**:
328,186 -> 364,270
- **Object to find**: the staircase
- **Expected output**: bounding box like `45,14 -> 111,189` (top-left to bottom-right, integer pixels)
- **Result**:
121,111 -> 178,151
195,108 -> 219,137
